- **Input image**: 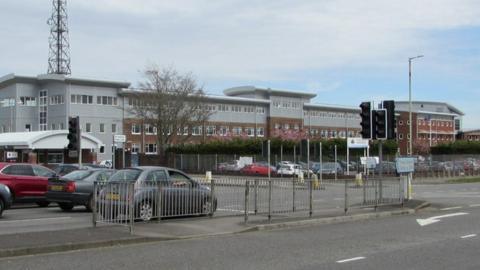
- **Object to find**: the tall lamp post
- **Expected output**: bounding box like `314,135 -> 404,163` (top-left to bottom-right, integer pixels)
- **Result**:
408,55 -> 424,155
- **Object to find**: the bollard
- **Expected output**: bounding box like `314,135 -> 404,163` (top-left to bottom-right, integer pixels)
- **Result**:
205,171 -> 212,183
355,173 -> 363,187
312,173 -> 320,189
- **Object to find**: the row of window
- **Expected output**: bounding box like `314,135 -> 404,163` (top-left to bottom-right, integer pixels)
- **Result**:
131,124 -> 265,137
272,100 -> 302,109
417,119 -> 453,128
84,123 -> 117,133
305,110 -> 360,120
70,95 -> 118,106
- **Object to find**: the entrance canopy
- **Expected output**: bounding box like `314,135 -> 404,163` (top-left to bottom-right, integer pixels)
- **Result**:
0,130 -> 104,150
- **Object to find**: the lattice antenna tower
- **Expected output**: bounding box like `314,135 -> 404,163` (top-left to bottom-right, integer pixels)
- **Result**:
47,0 -> 71,75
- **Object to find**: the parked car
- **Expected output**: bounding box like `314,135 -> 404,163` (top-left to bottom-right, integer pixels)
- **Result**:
50,163 -> 105,176
240,163 -> 275,176
0,183 -> 12,217
46,169 -> 115,211
0,163 -> 56,207
276,164 -> 305,176
98,167 -> 217,221
311,162 -> 343,175
99,160 -> 113,168
217,160 -> 243,172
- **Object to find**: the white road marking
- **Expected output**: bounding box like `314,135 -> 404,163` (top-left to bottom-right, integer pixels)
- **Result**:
416,212 -> 469,226
440,206 -> 463,211
469,204 -> 480,208
217,208 -> 255,214
0,217 -> 72,224
461,234 -> 477,239
336,257 -> 366,263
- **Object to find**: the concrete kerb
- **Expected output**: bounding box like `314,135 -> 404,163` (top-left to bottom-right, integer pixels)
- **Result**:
0,202 -> 427,259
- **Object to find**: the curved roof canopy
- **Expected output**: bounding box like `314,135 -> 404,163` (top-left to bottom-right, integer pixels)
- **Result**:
0,131 -> 104,150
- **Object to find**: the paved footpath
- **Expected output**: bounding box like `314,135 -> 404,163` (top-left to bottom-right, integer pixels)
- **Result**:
0,200 -> 426,259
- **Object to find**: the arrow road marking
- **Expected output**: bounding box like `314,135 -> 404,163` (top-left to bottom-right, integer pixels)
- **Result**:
416,212 -> 469,226
336,257 -> 366,263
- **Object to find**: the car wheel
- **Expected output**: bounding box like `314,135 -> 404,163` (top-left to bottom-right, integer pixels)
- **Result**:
85,196 -> 94,212
36,201 -> 50,207
59,203 -> 74,211
137,201 -> 154,221
0,199 -> 4,217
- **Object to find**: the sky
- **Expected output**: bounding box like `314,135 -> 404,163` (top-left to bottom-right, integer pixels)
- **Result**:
1,0 -> 479,129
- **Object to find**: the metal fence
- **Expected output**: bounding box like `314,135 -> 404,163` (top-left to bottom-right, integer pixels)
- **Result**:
170,153 -> 480,180
93,176 -> 405,232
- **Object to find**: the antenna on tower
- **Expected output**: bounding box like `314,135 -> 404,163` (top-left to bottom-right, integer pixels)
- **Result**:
47,0 -> 71,75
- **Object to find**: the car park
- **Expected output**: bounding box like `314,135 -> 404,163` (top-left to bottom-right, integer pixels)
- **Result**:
276,164 -> 305,176
98,166 -> 217,221
0,163 -> 56,207
46,168 -> 115,211
311,162 -> 343,175
0,183 -> 12,217
217,160 -> 243,172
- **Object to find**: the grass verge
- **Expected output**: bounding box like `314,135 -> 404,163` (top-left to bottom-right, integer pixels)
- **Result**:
446,177 -> 480,183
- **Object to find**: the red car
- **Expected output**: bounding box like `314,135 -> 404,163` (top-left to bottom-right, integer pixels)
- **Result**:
0,163 -> 57,207
240,163 -> 275,176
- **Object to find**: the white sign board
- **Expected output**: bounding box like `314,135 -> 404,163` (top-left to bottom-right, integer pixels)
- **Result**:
6,151 -> 17,159
347,137 -> 369,149
396,157 -> 416,173
113,135 -> 126,143
360,157 -> 379,169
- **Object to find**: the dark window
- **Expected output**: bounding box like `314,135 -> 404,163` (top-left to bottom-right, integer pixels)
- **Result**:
32,166 -> 55,177
145,170 -> 167,182
3,165 -> 35,176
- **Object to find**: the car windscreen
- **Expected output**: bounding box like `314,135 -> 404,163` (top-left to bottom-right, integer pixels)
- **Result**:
63,170 -> 94,181
108,169 -> 142,182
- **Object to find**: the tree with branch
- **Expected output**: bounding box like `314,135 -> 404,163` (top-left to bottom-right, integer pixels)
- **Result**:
128,66 -> 211,156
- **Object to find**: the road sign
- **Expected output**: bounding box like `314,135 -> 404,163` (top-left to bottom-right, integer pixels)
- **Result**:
396,157 -> 416,173
347,137 -> 369,149
113,135 -> 126,143
6,151 -> 17,159
68,150 -> 78,158
360,157 -> 378,169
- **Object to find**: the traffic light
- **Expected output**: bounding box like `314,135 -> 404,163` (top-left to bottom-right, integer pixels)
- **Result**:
67,116 -> 80,150
383,100 -> 396,140
359,102 -> 373,139
374,109 -> 387,140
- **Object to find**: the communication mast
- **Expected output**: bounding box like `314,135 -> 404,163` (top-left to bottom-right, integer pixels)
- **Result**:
47,0 -> 71,75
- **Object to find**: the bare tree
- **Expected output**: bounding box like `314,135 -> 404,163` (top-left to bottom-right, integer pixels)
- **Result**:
128,66 -> 211,156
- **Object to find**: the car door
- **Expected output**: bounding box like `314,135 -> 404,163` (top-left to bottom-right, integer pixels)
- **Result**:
4,165 -> 37,199
167,170 -> 199,215
32,165 -> 56,196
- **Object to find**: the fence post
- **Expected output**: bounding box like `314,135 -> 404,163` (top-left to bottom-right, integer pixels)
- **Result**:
215,154 -> 218,172
157,181 -> 162,222
344,178 -> 348,214
363,175 -> 367,205
292,178 -> 296,212
92,181 -> 97,227
210,179 -> 215,217
254,179 -> 258,215
245,180 -> 250,224
309,180 -> 313,217
268,179 -> 272,222
197,154 -> 200,172
334,145 -> 338,181
129,182 -> 135,234
374,178 -> 378,211
180,154 -> 183,170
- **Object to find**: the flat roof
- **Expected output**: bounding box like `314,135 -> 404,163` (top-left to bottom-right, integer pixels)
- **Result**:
395,101 -> 464,116
224,86 -> 317,99
0,73 -> 130,89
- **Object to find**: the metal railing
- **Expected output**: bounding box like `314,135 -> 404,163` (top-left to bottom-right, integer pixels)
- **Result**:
93,176 -> 405,232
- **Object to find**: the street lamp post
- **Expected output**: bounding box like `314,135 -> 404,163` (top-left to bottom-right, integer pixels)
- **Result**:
408,55 -> 424,155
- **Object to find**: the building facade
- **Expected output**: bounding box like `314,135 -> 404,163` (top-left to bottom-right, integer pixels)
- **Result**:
394,101 -> 464,155
0,73 -> 130,162
0,74 -> 467,163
